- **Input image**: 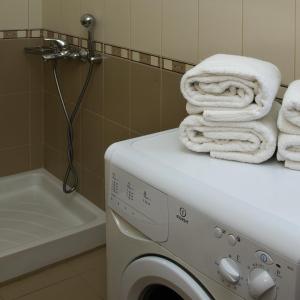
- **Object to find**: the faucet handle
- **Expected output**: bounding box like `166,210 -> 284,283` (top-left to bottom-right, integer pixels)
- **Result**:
44,38 -> 68,50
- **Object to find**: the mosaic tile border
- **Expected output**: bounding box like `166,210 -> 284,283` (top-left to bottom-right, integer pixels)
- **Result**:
43,30 -> 195,73
0,29 -> 42,39
0,28 -> 195,74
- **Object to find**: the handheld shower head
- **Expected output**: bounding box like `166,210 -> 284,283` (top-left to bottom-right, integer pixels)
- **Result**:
80,14 -> 95,32
80,14 -> 96,60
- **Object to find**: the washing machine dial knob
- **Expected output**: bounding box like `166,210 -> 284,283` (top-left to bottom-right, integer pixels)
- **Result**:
218,258 -> 240,284
248,268 -> 276,300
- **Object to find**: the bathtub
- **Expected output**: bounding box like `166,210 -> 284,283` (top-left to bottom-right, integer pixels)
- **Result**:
0,169 -> 106,283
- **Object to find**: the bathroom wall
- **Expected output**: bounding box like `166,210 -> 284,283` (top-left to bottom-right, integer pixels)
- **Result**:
41,0 -> 300,208
0,0 -> 43,176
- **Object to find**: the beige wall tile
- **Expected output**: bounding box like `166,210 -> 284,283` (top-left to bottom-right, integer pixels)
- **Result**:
61,0 -> 81,36
0,0 -> 28,30
162,0 -> 198,64
42,0 -> 62,32
243,0 -> 295,84
0,262 -> 75,300
198,0 -> 242,61
29,0 -> 43,29
104,0 -> 131,47
80,0 -> 104,41
131,0 -> 162,55
131,63 -> 161,134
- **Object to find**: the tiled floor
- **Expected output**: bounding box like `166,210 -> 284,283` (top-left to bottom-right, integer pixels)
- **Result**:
0,247 -> 106,300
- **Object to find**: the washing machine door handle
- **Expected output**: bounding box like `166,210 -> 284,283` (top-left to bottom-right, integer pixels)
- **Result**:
121,256 -> 214,300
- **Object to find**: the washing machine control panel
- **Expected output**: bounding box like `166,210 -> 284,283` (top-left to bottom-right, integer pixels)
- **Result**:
108,165 -> 169,242
166,199 -> 298,300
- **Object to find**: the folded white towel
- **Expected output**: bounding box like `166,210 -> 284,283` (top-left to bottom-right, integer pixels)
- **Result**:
278,80 -> 300,131
277,81 -> 300,170
179,102 -> 280,164
181,54 -> 281,122
277,133 -> 300,171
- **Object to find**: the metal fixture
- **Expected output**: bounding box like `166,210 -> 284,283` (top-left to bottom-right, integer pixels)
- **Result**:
24,14 -> 102,194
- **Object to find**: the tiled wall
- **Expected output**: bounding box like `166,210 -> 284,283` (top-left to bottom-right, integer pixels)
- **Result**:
43,0 -> 300,85
0,38 -> 44,176
0,0 -> 42,30
0,0 -> 43,177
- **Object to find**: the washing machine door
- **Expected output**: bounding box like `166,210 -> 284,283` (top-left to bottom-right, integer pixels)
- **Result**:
121,256 -> 214,300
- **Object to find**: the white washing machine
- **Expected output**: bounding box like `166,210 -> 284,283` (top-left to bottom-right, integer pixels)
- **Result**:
105,129 -> 300,300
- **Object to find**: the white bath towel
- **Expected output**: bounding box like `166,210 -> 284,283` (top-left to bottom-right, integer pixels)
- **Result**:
277,81 -> 300,170
181,54 -> 281,122
278,80 -> 300,130
179,102 -> 280,164
277,133 -> 300,171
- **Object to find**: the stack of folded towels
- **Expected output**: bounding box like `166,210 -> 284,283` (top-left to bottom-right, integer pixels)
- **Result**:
277,81 -> 300,170
179,54 -> 282,164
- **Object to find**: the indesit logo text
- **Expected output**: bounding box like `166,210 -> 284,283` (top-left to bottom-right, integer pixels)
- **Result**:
176,207 -> 189,224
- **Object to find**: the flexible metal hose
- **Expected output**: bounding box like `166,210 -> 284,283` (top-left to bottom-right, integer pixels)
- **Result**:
53,60 -> 94,193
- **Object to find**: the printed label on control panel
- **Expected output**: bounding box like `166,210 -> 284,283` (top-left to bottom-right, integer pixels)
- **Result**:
176,207 -> 190,224
108,166 -> 169,242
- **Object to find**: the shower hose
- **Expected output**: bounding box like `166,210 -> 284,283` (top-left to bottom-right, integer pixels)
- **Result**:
53,60 -> 94,194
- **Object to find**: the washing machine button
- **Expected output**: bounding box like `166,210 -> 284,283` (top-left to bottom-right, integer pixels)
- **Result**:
214,227 -> 223,238
228,234 -> 238,246
256,251 -> 273,265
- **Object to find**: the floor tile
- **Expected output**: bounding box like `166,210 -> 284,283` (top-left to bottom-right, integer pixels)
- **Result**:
15,276 -> 101,300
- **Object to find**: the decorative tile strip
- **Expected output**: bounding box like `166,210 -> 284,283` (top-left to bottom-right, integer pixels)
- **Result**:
0,28 -> 194,75
130,50 -> 160,68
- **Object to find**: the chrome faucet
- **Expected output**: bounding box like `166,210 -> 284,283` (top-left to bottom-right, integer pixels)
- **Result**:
42,38 -> 71,61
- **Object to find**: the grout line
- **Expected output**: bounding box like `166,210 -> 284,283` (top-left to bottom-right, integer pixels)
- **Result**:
241,0 -> 244,55
0,145 -> 31,152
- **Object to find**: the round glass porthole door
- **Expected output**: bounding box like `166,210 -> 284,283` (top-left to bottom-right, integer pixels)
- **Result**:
140,284 -> 184,299
121,256 -> 214,300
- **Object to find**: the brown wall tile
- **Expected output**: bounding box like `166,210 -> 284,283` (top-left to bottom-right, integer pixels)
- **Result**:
0,93 -> 29,149
27,39 -> 44,92
30,144 -> 44,169
30,92 -> 44,146
82,63 -> 103,116
81,169 -> 105,210
0,40 -> 29,94
81,110 -> 103,174
130,62 -> 161,134
44,145 -> 65,180
103,57 -> 130,127
0,146 -> 30,177
44,92 -> 65,152
102,118 -> 130,154
161,70 -> 187,130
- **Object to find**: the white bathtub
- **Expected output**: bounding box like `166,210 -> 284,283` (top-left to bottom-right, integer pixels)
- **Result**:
0,169 -> 106,282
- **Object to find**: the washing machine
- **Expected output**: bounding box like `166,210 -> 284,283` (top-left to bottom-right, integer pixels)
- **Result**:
105,129 -> 300,300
